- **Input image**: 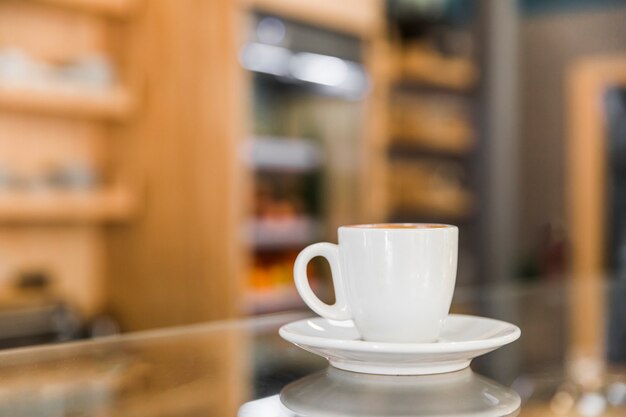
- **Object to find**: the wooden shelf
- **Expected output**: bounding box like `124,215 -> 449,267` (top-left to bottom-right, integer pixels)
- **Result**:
244,281 -> 326,314
243,285 -> 305,314
395,75 -> 476,94
393,46 -> 478,92
0,84 -> 134,121
30,0 -> 139,18
248,137 -> 323,172
389,186 -> 474,220
244,0 -> 382,39
390,116 -> 474,153
390,207 -> 473,223
389,132 -> 474,156
0,186 -> 136,223
388,142 -> 472,159
248,216 -> 321,250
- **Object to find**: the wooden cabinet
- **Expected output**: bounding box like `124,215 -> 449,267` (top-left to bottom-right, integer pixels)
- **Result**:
0,0 -> 386,330
0,0 -> 137,316
105,0 -> 247,330
566,55 -> 626,362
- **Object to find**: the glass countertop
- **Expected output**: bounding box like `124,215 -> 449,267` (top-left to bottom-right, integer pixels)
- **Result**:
0,280 -> 624,416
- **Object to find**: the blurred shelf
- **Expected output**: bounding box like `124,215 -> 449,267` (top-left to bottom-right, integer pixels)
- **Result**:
30,0 -> 139,17
0,186 -> 136,223
395,76 -> 475,94
390,203 -> 472,221
393,46 -> 477,93
389,209 -> 473,224
248,216 -> 321,250
0,84 -> 134,121
244,285 -> 305,314
244,55 -> 367,99
247,136 -> 322,172
390,189 -> 474,221
389,120 -> 474,154
388,141 -> 473,159
392,81 -> 476,97
244,281 -> 326,314
244,0 -> 382,38
389,95 -> 474,156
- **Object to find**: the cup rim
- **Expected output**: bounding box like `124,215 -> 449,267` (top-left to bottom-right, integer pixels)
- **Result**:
339,223 -> 457,231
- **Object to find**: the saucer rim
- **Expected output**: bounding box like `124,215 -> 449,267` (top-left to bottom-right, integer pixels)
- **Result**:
279,314 -> 521,354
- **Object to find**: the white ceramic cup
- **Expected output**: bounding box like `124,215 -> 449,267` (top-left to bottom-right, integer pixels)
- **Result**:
293,223 -> 458,343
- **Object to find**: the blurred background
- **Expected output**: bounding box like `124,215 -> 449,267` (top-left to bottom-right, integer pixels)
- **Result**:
0,0 -> 625,414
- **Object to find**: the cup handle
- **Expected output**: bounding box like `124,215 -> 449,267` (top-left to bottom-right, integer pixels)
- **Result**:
293,242 -> 351,320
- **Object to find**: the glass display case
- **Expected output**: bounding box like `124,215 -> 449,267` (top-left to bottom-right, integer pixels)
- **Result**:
0,279 -> 621,417
241,13 -> 368,314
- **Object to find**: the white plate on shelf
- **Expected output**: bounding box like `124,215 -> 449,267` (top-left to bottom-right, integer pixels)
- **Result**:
279,314 -> 520,375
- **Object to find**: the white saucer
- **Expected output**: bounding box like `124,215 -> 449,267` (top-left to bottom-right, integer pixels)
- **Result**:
279,314 -> 521,375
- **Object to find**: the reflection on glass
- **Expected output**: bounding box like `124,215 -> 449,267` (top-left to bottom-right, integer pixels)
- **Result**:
239,366 -> 521,417
239,42 -> 368,97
